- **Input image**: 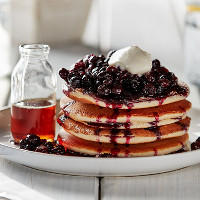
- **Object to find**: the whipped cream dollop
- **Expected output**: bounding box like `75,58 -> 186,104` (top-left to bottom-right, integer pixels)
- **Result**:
108,46 -> 152,75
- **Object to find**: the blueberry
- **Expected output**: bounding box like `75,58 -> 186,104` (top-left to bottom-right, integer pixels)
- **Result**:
82,75 -> 92,88
35,145 -> 48,153
152,59 -> 160,68
130,76 -> 140,90
59,68 -> 69,80
144,72 -> 156,83
95,80 -> 102,87
97,85 -> 109,96
104,88 -> 111,96
122,78 -> 132,90
143,83 -> 156,96
52,145 -> 66,155
83,55 -> 90,67
97,71 -> 106,79
112,87 -> 122,95
196,137 -> 200,143
98,54 -> 105,61
106,66 -> 117,73
156,86 -> 164,95
26,134 -> 41,147
20,139 -> 29,149
88,55 -> 98,64
175,85 -> 187,96
87,64 -> 95,72
91,67 -> 99,77
160,79 -> 170,88
24,143 -> 36,151
191,139 -> 200,150
103,74 -> 113,86
69,76 -> 81,88
45,141 -> 55,151
167,72 -> 177,83
99,66 -> 107,73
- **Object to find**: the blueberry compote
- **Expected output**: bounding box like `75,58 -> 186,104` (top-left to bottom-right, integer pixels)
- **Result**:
19,134 -> 66,155
59,51 -> 188,104
191,137 -> 200,150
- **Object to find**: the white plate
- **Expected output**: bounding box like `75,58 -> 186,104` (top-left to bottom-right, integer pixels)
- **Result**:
0,107 -> 200,177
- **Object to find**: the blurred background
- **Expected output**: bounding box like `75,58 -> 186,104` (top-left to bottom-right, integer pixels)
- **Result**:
0,0 -> 199,108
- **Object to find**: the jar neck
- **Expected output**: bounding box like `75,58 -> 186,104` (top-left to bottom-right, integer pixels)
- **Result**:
20,53 -> 48,61
19,44 -> 50,61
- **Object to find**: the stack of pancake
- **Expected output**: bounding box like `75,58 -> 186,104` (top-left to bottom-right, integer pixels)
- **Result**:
57,86 -> 191,157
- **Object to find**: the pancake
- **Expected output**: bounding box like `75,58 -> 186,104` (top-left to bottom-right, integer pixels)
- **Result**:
60,97 -> 191,127
63,82 -> 189,109
58,129 -> 189,157
57,115 -> 191,144
77,115 -> 187,129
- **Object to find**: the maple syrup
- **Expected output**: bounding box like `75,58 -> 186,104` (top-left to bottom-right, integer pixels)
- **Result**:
11,98 -> 56,143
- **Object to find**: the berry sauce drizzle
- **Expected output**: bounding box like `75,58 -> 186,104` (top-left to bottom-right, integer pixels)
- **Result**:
95,128 -> 101,142
154,112 -> 159,125
106,109 -> 119,123
125,148 -> 130,157
110,146 -> 120,157
124,129 -> 132,144
110,129 -> 120,143
105,102 -> 123,109
158,97 -> 166,106
173,116 -> 183,121
97,142 -> 103,155
57,115 -> 67,126
127,103 -> 134,110
62,100 -> 75,110
180,141 -> 185,149
125,110 -> 131,129
176,121 -> 187,131
95,99 -> 99,106
95,128 -> 101,135
96,115 -> 102,123
149,112 -> 160,127
145,127 -> 161,140
153,148 -> 158,156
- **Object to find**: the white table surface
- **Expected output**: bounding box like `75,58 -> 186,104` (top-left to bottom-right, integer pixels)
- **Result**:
0,158 -> 97,200
1,159 -> 200,200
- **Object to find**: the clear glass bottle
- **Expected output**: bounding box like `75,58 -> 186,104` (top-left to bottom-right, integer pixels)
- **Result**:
11,44 -> 57,143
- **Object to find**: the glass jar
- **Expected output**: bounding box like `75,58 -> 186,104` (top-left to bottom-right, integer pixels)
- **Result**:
11,44 -> 57,143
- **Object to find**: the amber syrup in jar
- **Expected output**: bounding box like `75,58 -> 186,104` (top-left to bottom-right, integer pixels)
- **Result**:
11,98 -> 56,143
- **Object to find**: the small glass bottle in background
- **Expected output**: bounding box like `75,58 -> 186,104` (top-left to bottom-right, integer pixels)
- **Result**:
184,1 -> 200,87
11,44 -> 57,143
